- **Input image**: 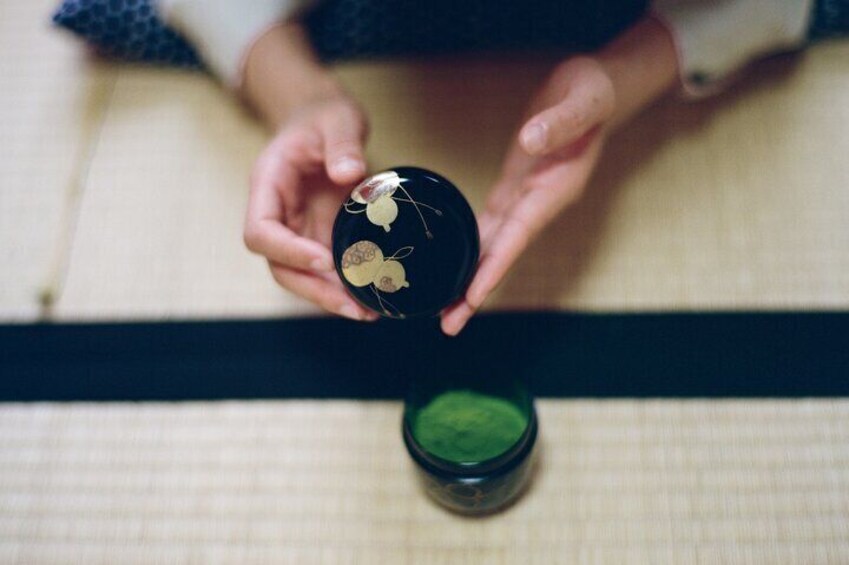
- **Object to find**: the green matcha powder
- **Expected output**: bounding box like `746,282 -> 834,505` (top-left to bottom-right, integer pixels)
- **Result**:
412,390 -> 528,463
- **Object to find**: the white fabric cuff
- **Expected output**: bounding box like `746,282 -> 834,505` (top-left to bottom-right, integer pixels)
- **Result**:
653,0 -> 814,97
158,0 -> 308,88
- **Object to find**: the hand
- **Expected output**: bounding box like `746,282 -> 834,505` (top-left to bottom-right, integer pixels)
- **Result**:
244,92 -> 378,321
440,57 -> 613,335
440,16 -> 678,336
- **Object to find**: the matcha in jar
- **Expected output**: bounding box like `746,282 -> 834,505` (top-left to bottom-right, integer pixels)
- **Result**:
404,382 -> 538,514
411,390 -> 528,463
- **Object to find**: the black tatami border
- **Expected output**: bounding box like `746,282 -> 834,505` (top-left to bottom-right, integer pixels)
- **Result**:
1,312 -> 847,401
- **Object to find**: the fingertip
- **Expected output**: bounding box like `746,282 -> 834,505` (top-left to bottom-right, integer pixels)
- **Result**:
339,304 -> 364,321
441,301 -> 475,336
338,300 -> 379,322
520,122 -> 547,155
363,311 -> 381,322
441,316 -> 463,337
328,156 -> 366,185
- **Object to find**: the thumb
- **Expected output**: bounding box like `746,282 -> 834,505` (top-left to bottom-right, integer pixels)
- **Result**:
321,102 -> 368,185
519,62 -> 614,156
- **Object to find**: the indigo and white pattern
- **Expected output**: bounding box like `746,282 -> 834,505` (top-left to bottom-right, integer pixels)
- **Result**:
53,0 -> 201,68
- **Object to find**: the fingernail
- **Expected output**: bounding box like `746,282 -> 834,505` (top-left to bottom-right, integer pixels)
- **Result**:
310,258 -> 334,272
339,304 -> 362,321
521,123 -> 547,154
334,157 -> 364,176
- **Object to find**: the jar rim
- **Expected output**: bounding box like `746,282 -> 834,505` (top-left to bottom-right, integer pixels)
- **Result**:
402,403 -> 538,478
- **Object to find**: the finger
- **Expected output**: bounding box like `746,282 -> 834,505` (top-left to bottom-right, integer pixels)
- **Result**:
440,300 -> 476,337
522,129 -> 603,204
468,137 -> 603,310
447,183 -> 524,337
448,204 -> 512,336
245,165 -> 335,272
269,263 -> 378,321
321,105 -> 368,185
499,136 -> 536,181
519,66 -> 614,156
477,211 -> 499,249
465,213 -> 534,310
479,174 -> 526,243
468,177 -> 578,309
245,219 -> 335,272
477,173 -> 527,252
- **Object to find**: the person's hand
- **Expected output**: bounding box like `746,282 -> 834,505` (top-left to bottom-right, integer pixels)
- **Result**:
244,91 -> 378,321
440,57 -> 613,335
441,17 -> 678,335
239,23 -> 380,321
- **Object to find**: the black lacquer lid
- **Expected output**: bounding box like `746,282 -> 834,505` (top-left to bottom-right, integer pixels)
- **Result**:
332,167 -> 479,319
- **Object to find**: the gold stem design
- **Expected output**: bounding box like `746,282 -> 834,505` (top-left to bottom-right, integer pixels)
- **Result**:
393,197 -> 443,215
389,246 -> 414,260
370,286 -> 405,318
397,186 -> 440,240
343,201 -> 366,214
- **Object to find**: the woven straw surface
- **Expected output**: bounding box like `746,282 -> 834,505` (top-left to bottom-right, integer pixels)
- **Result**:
2,400 -> 848,564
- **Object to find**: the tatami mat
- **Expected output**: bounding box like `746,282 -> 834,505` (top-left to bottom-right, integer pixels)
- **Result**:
0,0 -> 116,321
51,68 -> 291,320
1,400 -> 847,563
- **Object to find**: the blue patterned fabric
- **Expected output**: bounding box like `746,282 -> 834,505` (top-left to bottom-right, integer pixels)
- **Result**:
54,0 -> 845,72
52,0 -> 647,70
809,0 -> 849,39
53,0 -> 201,68
304,0 -> 647,61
